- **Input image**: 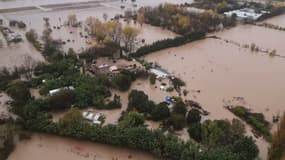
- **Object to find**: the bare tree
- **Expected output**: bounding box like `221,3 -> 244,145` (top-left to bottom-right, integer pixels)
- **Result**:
21,55 -> 38,80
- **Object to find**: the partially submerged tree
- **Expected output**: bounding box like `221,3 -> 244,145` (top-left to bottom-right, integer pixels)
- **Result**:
122,26 -> 139,52
269,112 -> 285,160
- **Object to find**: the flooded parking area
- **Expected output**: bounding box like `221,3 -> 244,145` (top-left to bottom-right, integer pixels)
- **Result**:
8,133 -> 159,160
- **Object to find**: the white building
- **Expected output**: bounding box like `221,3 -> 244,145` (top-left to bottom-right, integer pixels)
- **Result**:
224,8 -> 264,20
49,86 -> 74,96
82,111 -> 102,125
149,68 -> 170,79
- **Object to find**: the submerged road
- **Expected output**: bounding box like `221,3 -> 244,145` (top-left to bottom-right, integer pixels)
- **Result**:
0,0 -> 119,13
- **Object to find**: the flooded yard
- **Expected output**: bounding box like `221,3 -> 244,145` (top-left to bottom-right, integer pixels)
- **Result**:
8,133 -> 159,160
52,78 -> 177,126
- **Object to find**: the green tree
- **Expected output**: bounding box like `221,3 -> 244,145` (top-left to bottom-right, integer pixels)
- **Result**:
149,74 -> 156,85
151,102 -> 170,121
113,74 -> 132,91
119,111 -> 145,128
188,122 -> 202,142
186,108 -> 201,124
6,80 -> 31,115
48,90 -> 75,110
128,90 -> 152,113
269,112 -> 285,160
60,108 -> 83,126
231,137 -> 259,160
171,114 -> 186,130
173,100 -> 187,116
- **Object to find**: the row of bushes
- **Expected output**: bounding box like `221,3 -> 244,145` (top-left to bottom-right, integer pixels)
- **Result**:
25,29 -> 42,51
229,106 -> 271,140
130,32 -> 205,57
19,104 -> 259,160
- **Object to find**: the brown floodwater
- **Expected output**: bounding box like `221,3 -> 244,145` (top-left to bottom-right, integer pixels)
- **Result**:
215,24 -> 285,56
144,31 -> 285,159
8,133 -> 160,160
0,30 -> 45,69
264,13 -> 285,27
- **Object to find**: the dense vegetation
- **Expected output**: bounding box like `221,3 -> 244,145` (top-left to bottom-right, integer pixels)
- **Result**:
138,3 -> 236,34
228,106 -> 271,140
268,112 -> 285,160
130,31 -> 205,57
25,29 -> 42,51
258,6 -> 285,21
0,11 -> 262,160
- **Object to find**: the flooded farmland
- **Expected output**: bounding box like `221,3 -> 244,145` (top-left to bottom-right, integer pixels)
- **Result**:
1,0 -> 285,159
215,25 -> 285,56
8,133 -> 159,160
264,13 -> 285,27
144,25 -> 285,159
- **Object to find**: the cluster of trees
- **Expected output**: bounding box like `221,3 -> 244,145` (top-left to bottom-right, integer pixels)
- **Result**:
138,3 -> 235,34
1,57 -> 260,160
268,112 -> 285,160
41,17 -> 63,61
85,17 -> 139,51
258,5 -> 285,21
127,90 -> 201,131
112,73 -> 133,91
19,102 -> 259,160
79,42 -> 120,62
130,31 -> 205,57
189,0 -> 240,13
25,29 -> 41,51
0,120 -> 17,160
229,106 -> 271,140
127,90 -> 170,121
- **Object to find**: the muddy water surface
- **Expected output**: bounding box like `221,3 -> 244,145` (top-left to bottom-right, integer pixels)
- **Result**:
215,25 -> 285,56
264,13 -> 285,27
8,133 -> 159,160
145,36 -> 285,159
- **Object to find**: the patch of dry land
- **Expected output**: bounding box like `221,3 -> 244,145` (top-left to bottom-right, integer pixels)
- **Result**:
8,133 -> 159,160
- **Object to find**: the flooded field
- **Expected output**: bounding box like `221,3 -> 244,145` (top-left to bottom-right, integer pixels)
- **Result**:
144,31 -> 285,159
1,6 -> 177,53
0,31 -> 45,69
215,24 -> 285,56
145,37 -> 285,121
8,133 -> 159,160
264,13 -> 285,27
